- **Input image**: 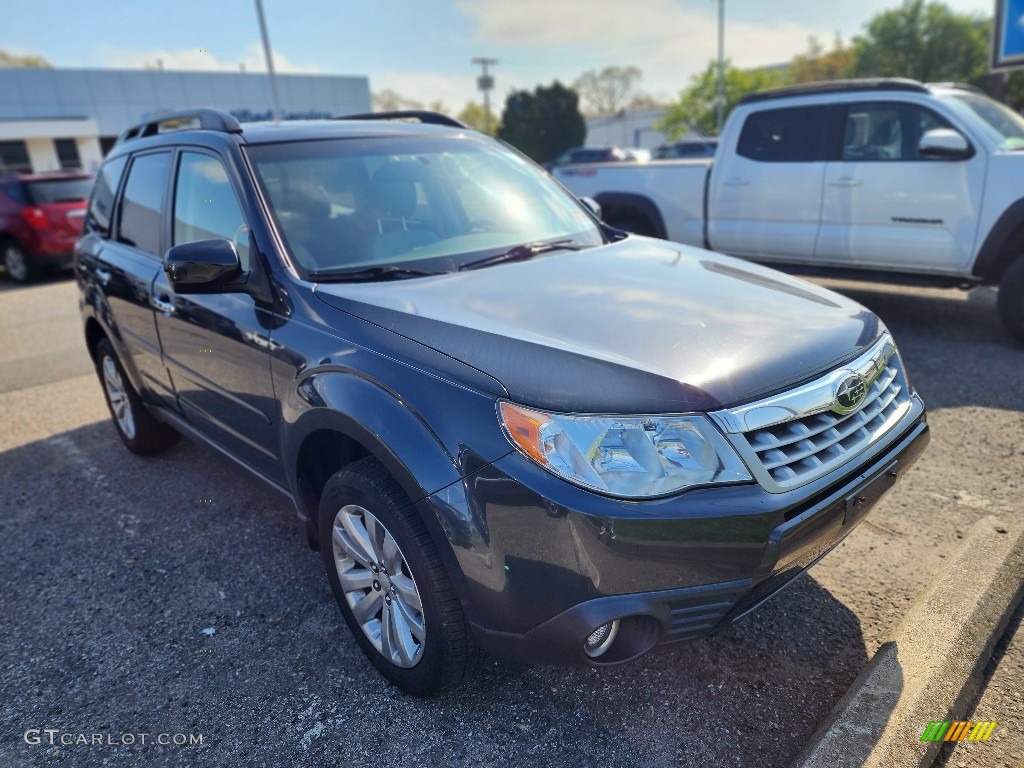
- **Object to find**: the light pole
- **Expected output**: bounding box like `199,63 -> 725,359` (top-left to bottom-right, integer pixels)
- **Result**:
715,0 -> 725,134
254,0 -> 282,123
472,57 -> 498,133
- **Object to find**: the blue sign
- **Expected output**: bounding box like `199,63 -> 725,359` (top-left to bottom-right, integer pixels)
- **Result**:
993,0 -> 1024,70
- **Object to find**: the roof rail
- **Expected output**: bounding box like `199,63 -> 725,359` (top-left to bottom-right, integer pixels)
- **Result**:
739,78 -> 929,105
116,109 -> 243,145
336,110 -> 469,129
927,81 -> 986,95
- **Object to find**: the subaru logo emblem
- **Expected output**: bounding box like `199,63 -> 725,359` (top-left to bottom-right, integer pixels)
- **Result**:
834,373 -> 868,413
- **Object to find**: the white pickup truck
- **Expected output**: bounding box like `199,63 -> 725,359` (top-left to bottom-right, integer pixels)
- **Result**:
554,78 -> 1024,343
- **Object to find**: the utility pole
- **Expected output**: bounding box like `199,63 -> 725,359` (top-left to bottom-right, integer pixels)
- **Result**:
715,0 -> 725,134
254,0 -> 282,123
472,57 -> 498,133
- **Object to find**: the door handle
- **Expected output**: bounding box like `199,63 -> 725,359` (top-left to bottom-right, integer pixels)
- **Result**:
829,177 -> 864,187
151,295 -> 176,315
723,177 -> 750,186
95,268 -> 112,286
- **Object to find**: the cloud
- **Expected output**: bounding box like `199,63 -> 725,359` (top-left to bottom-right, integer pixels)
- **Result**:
96,42 -> 321,74
459,0 -> 831,100
371,70 -> 480,111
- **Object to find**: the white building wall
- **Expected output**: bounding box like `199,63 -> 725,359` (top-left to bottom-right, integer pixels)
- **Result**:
25,138 -> 60,172
585,109 -> 703,149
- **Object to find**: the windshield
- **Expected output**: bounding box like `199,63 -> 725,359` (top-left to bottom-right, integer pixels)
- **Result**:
246,135 -> 604,277
940,92 -> 1024,150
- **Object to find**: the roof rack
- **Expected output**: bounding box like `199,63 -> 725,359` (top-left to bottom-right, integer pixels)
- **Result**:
739,78 -> 929,105
116,108 -> 243,145
927,82 -> 985,95
336,110 -> 469,129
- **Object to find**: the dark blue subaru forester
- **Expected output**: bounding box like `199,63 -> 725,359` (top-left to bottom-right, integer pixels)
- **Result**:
76,109 -> 928,696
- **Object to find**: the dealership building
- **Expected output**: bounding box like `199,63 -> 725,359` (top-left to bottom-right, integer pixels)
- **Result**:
0,68 -> 371,174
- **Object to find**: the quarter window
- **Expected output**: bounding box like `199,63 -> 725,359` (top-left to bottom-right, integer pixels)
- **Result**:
118,152 -> 172,257
737,106 -> 830,162
173,153 -> 250,270
87,155 -> 128,236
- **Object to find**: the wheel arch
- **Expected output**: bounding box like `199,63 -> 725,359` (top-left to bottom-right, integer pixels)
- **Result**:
593,192 -> 668,239
973,199 -> 1024,282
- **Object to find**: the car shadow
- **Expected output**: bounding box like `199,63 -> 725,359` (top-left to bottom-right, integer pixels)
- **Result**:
0,418 -> 887,768
814,281 -> 1024,413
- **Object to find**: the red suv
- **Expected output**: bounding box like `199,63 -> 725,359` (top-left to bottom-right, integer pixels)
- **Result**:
0,172 -> 94,282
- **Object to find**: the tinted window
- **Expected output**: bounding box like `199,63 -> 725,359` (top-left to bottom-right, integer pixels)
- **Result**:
55,139 -> 82,170
88,157 -> 127,236
28,178 -> 93,204
737,106 -> 829,162
843,102 -> 956,161
173,152 -> 250,270
118,153 -> 171,256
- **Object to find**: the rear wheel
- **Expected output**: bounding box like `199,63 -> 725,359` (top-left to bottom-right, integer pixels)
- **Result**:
3,242 -> 37,283
318,457 -> 481,697
95,338 -> 179,455
998,256 -> 1024,345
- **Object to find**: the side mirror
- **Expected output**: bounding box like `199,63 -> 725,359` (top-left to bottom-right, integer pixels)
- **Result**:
918,128 -> 972,159
164,239 -> 243,294
580,196 -> 602,219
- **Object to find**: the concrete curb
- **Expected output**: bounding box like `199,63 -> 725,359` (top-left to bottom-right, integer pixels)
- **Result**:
791,515 -> 1024,768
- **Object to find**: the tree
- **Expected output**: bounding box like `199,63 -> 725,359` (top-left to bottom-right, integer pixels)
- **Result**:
0,51 -> 51,68
372,89 -> 423,112
573,66 -> 646,115
850,0 -> 989,85
498,82 -> 586,164
788,35 -> 854,84
658,60 -> 787,138
457,101 -> 497,134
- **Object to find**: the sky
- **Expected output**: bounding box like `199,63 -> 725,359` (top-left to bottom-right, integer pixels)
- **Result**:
1,0 -> 999,111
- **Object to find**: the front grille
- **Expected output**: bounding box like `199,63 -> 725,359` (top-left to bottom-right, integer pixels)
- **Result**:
711,335 -> 916,493
745,359 -> 909,488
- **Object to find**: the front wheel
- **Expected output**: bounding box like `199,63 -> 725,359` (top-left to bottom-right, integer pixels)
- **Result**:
998,256 -> 1024,345
318,457 -> 481,697
95,338 -> 180,455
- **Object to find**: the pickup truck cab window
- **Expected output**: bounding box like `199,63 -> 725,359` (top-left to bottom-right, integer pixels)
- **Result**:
736,105 -> 831,162
117,152 -> 172,257
842,102 -> 956,162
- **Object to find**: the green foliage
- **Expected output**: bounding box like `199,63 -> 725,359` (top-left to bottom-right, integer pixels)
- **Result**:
0,51 -> 51,68
788,35 -> 855,84
850,0 -> 989,85
657,60 -> 787,138
456,101 -> 497,134
497,82 -> 586,163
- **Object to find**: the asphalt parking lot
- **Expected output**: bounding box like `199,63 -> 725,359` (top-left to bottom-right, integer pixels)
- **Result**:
1,273 -> 1021,768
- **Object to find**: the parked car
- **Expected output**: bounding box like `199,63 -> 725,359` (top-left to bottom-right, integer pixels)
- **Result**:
77,108 -> 928,697
544,145 -> 634,170
554,78 -> 1024,344
651,139 -> 718,159
0,172 -> 93,282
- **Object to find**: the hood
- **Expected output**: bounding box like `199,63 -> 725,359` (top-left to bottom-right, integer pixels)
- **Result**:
313,238 -> 881,413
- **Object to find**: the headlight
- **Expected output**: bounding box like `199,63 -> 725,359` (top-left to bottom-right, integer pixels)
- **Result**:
498,401 -> 752,499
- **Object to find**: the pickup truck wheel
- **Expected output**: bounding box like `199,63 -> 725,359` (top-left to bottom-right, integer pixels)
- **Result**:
318,457 -> 481,697
998,256 -> 1024,345
95,338 -> 180,455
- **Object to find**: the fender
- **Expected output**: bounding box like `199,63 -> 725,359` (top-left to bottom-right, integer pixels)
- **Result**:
81,281 -> 149,396
593,192 -> 668,239
973,198 -> 1024,282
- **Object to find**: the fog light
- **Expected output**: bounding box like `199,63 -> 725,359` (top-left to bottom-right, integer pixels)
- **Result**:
584,619 -> 620,658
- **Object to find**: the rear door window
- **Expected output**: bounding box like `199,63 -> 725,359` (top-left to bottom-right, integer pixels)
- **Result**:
737,106 -> 831,162
117,152 -> 172,257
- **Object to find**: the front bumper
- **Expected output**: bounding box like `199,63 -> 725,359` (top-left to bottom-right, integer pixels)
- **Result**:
431,405 -> 928,666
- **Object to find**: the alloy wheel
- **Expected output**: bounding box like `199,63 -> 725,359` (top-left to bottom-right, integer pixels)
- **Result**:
101,355 -> 136,440
331,504 -> 426,668
4,246 -> 29,282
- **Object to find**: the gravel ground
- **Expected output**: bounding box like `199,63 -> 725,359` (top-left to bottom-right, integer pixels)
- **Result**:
0,275 -> 1021,768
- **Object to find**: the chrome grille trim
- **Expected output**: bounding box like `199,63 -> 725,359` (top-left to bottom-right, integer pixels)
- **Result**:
710,334 -> 917,493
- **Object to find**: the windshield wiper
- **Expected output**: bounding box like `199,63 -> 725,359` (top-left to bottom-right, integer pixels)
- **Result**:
309,264 -> 447,282
457,239 -> 584,272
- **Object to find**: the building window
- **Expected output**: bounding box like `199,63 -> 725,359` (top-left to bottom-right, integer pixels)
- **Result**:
0,141 -> 32,174
55,139 -> 82,170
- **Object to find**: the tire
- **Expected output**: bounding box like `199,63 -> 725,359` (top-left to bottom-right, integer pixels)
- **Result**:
3,241 -> 38,283
95,338 -> 180,455
318,456 -> 481,697
998,256 -> 1024,346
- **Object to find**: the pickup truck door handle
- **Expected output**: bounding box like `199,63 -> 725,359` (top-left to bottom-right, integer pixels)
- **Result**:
151,295 -> 176,315
829,177 -> 864,187
723,177 -> 750,186
95,268 -> 112,286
